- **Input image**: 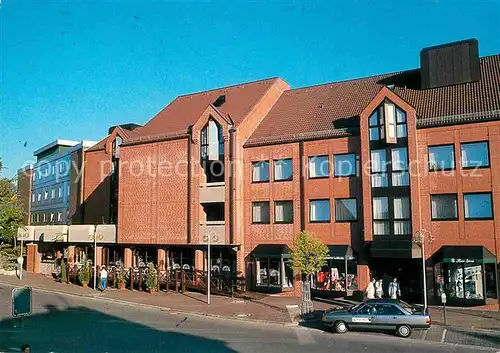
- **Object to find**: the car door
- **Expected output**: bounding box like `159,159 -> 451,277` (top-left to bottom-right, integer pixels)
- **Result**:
350,304 -> 375,330
371,304 -> 406,330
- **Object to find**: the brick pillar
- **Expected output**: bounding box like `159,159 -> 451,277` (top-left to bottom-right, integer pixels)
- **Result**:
357,264 -> 370,292
236,246 -> 245,275
194,249 -> 204,272
67,246 -> 76,264
95,246 -> 103,266
124,248 -> 133,268
26,243 -> 40,273
293,270 -> 302,298
157,248 -> 166,270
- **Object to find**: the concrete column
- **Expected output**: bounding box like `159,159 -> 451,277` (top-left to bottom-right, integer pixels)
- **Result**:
194,249 -> 204,272
236,246 -> 245,275
157,248 -> 167,270
357,264 -> 371,292
95,246 -> 103,266
124,248 -> 133,268
26,243 -> 40,273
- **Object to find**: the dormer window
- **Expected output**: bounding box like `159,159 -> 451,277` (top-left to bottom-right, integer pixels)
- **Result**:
369,101 -> 407,142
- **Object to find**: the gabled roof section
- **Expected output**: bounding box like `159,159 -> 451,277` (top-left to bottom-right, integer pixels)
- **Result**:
134,77 -> 284,137
86,126 -> 141,152
247,55 -> 500,146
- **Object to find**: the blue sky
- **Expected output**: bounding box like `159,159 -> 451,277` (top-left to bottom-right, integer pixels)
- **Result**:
1,0 -> 499,178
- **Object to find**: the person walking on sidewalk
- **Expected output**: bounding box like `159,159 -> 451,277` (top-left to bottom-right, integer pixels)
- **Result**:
375,279 -> 384,298
365,278 -> 376,299
100,266 -> 108,291
389,277 -> 401,299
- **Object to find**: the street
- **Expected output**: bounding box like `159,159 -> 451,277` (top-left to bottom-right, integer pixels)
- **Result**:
0,285 -> 495,353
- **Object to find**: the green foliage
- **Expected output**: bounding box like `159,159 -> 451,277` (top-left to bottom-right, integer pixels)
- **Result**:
0,177 -> 24,245
117,264 -> 126,285
78,261 -> 91,285
146,263 -> 157,290
291,231 -> 329,277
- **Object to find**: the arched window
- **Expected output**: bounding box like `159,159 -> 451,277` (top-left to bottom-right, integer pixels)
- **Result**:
201,119 -> 223,161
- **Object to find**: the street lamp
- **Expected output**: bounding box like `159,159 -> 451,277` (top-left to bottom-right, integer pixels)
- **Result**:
413,229 -> 434,310
202,232 -> 219,305
88,226 -> 103,290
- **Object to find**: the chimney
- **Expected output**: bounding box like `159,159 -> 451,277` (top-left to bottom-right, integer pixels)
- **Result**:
420,38 -> 480,89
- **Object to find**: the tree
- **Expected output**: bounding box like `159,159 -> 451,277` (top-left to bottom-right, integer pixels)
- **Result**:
0,177 -> 24,245
291,231 -> 329,315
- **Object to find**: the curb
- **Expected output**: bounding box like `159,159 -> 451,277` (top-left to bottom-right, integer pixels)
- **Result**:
0,281 -> 292,327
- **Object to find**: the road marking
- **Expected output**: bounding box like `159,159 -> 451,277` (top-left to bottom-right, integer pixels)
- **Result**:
294,327 -> 315,345
440,328 -> 447,343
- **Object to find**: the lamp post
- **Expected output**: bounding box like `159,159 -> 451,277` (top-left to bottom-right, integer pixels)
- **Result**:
413,229 -> 433,310
88,225 -> 103,291
202,232 -> 218,305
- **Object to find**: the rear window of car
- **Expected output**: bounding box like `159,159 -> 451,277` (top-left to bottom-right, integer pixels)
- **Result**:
398,301 -> 413,314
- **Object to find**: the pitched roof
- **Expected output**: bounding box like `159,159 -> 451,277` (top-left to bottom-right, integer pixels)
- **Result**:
86,126 -> 141,152
133,77 -> 284,138
247,55 -> 500,146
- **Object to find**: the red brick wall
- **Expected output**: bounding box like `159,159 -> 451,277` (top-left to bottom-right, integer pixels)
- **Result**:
83,149 -> 112,224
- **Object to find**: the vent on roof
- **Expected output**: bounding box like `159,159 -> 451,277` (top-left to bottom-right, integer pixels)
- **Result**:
420,38 -> 480,89
213,95 -> 226,107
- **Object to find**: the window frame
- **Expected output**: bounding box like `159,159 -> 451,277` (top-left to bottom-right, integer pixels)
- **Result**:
391,147 -> 409,187
333,153 -> 357,178
273,158 -> 293,182
370,149 -> 388,188
334,198 -> 357,222
308,155 -> 330,179
252,161 -> 270,183
393,196 -> 412,235
430,194 -> 459,221
428,144 -> 455,171
274,200 -> 294,224
460,141 -> 490,169
463,192 -> 494,220
252,201 -> 270,224
309,199 -> 331,223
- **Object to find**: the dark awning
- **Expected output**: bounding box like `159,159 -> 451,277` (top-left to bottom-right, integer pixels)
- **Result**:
327,245 -> 355,260
251,244 -> 291,258
431,246 -> 496,264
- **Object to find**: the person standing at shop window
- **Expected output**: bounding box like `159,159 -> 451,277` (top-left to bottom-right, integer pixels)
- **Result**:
389,277 -> 401,299
365,278 -> 376,299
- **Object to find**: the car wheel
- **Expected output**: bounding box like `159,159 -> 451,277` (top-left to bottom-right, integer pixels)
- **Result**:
334,321 -> 348,334
396,325 -> 412,338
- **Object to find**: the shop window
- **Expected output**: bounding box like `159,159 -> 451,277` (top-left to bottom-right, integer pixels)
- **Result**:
309,199 -> 331,223
391,148 -> 409,186
429,145 -> 455,171
308,155 -> 329,178
252,202 -> 270,224
274,201 -> 293,224
446,262 -> 485,300
393,196 -> 411,235
252,161 -> 269,182
431,194 -> 458,220
274,159 -> 293,181
372,197 -> 389,235
464,193 -> 493,220
485,264 -> 498,299
371,149 -> 388,187
334,153 -> 356,177
255,257 -> 293,289
312,258 -> 358,292
335,198 -> 357,222
461,142 -> 489,168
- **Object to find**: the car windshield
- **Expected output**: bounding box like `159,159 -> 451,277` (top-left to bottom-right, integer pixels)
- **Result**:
398,300 -> 413,314
348,303 -> 364,312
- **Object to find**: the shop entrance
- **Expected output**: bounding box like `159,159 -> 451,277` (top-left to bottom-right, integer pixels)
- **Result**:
370,258 -> 421,303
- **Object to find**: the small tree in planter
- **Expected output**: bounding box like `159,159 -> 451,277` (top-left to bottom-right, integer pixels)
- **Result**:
117,264 -> 126,290
78,261 -> 91,288
60,259 -> 67,283
146,263 -> 157,293
291,231 -> 329,316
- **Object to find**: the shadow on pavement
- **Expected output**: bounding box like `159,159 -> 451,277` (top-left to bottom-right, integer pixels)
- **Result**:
0,303 -> 237,353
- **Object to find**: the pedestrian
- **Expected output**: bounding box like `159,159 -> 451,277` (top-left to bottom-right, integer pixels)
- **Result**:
389,277 -> 401,299
365,278 -> 376,299
100,265 -> 108,291
375,279 -> 383,298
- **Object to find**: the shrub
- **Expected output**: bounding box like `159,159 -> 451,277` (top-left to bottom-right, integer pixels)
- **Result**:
78,261 -> 91,286
146,263 -> 157,290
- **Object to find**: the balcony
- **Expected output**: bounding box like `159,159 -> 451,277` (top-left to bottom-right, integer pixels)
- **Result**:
199,221 -> 226,244
199,182 -> 225,203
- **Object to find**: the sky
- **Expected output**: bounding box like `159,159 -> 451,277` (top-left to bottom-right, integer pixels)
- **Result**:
1,0 -> 499,178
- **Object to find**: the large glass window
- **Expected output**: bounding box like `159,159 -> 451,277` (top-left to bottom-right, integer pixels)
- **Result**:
396,108 -> 407,138
431,194 -> 458,220
310,199 -> 331,222
252,202 -> 270,224
385,102 -> 397,141
334,153 -> 356,177
464,193 -> 493,219
393,196 -> 411,235
429,145 -> 455,171
372,197 -> 389,235
252,161 -> 269,182
308,156 -> 329,178
275,201 -> 293,224
371,149 -> 388,188
335,198 -> 357,222
391,148 -> 409,186
255,257 -> 293,289
369,107 -> 384,141
274,159 -> 293,181
461,142 -> 489,168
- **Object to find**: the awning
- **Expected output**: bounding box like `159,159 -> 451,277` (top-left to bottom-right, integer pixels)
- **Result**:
251,244 -> 291,258
431,246 -> 496,264
327,245 -> 355,260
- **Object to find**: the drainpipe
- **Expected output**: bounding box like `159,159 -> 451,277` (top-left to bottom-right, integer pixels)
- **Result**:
228,124 -> 235,244
299,141 -> 305,231
187,126 -> 193,244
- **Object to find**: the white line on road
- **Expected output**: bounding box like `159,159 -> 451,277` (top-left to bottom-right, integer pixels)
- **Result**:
440,328 -> 447,343
294,327 -> 316,345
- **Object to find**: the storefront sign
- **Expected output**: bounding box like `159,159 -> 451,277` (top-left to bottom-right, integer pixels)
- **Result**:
450,258 -> 475,264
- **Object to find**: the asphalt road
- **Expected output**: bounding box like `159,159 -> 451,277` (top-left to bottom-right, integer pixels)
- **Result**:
0,284 -> 494,353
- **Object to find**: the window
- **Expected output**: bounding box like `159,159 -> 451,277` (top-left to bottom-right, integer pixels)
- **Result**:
308,156 -> 329,178
51,188 -> 55,199
36,214 -> 39,222
67,184 -> 70,197
335,198 -> 357,221
309,199 -> 331,222
371,149 -> 388,187
43,213 -> 47,222
461,142 -> 489,168
33,172 -> 36,181
252,161 -> 269,182
50,213 -> 54,222
396,108 -> 407,138
384,101 -> 397,142
252,202 -> 270,224
57,212 -> 62,222
429,145 -> 455,171
201,119 -> 224,161
393,197 -> 411,235
32,193 -> 35,203
44,191 -> 48,200
113,137 -> 123,158
37,193 -> 41,202
334,153 -> 356,177
372,197 -> 389,235
275,201 -> 293,223
391,148 -> 409,186
464,193 -> 493,219
274,159 -> 293,181
357,304 -> 375,315
58,186 -> 62,198
431,194 -> 458,220
31,214 -> 35,223
374,304 -> 404,316
59,162 -> 64,173
369,107 -> 384,141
